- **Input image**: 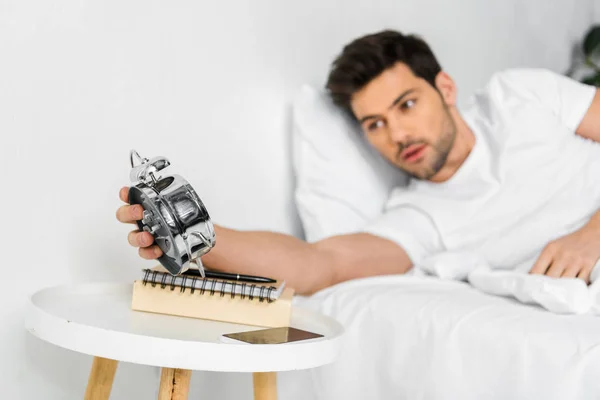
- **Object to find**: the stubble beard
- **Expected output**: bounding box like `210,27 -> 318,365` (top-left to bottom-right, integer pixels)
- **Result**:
400,108 -> 457,181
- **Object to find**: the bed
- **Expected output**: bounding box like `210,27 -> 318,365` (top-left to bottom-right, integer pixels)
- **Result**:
279,274 -> 600,399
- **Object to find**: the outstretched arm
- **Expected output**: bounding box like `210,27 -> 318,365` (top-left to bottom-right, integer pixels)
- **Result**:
117,187 -> 412,295
200,225 -> 411,295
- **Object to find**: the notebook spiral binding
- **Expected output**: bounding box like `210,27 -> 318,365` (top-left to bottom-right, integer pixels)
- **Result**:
142,269 -> 277,303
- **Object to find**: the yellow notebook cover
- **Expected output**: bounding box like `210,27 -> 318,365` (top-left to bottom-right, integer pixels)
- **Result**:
131,268 -> 294,328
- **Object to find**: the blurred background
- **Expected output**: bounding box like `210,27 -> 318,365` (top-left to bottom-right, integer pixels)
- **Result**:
1,0 -> 599,398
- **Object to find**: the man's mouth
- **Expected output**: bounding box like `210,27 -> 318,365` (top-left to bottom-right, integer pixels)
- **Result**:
401,144 -> 427,163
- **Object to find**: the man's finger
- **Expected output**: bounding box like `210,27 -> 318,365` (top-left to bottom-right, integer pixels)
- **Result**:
577,267 -> 592,285
139,245 -> 163,260
128,230 -> 155,248
119,187 -> 130,203
545,257 -> 570,278
116,204 -> 144,223
561,262 -> 583,279
530,249 -> 553,275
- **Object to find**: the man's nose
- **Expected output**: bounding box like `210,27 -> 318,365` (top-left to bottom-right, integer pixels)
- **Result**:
387,119 -> 411,144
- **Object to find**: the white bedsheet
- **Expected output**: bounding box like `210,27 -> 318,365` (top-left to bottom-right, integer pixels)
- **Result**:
417,251 -> 600,315
279,275 -> 600,400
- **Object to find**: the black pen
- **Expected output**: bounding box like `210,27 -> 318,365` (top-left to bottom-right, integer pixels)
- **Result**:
182,268 -> 276,283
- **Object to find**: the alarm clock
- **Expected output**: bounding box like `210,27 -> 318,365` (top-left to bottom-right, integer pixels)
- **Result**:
127,150 -> 215,276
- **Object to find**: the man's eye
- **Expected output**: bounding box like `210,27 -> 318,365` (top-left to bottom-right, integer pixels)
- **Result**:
368,120 -> 385,132
401,99 -> 416,110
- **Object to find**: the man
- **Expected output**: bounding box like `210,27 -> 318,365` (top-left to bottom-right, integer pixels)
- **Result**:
116,30 -> 600,295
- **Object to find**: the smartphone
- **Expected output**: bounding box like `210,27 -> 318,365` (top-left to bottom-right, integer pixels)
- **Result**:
221,327 -> 323,345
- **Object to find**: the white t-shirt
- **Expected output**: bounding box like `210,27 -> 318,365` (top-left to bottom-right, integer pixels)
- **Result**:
365,68 -> 599,271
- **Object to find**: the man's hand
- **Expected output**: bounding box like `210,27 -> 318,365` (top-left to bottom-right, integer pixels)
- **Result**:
115,187 -> 163,260
529,226 -> 600,284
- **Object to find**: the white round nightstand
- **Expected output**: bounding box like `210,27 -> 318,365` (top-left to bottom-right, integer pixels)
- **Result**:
24,282 -> 344,400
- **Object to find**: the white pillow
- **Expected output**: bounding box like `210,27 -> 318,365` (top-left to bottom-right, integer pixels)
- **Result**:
291,85 -> 408,242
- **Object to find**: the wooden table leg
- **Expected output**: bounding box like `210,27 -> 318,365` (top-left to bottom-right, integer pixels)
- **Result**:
158,368 -> 192,400
253,372 -> 277,400
84,356 -> 119,400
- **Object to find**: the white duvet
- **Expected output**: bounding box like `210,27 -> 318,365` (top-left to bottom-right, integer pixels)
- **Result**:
416,251 -> 600,315
280,274 -> 600,400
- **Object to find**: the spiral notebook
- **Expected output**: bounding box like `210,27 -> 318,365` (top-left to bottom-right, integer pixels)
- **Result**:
131,267 -> 294,327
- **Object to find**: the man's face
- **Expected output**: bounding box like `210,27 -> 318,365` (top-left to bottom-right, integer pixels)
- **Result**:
350,62 -> 457,180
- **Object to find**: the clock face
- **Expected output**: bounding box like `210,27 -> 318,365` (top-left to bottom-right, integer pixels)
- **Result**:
129,152 -> 216,277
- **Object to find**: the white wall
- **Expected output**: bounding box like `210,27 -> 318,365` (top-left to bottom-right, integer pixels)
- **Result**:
1,0 -> 597,398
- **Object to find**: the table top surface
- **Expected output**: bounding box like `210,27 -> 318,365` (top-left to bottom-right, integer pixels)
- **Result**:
24,282 -> 344,372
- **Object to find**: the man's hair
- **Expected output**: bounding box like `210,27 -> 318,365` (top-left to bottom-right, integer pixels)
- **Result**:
326,30 -> 442,116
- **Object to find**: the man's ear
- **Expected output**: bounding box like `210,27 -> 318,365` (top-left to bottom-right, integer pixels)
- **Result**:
434,71 -> 457,107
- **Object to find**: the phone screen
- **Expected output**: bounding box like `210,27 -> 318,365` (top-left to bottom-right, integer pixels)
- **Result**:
222,327 -> 323,344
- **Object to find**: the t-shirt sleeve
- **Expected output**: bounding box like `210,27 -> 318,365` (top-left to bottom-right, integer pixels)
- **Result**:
494,68 -> 596,132
363,205 -> 444,266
